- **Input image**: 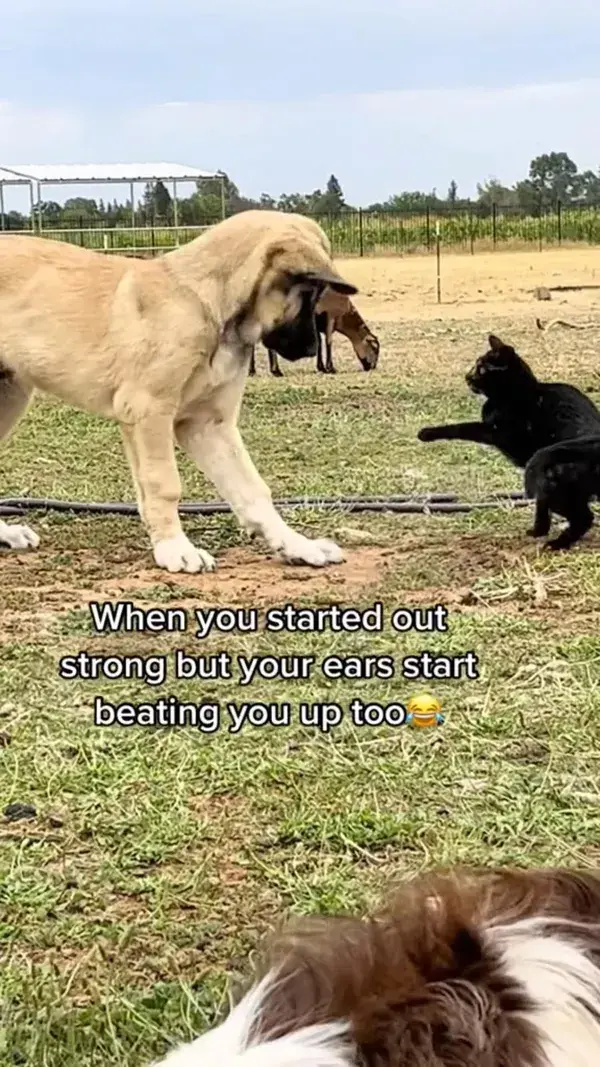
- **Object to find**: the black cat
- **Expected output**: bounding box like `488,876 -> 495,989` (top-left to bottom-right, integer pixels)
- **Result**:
418,334 -> 600,548
525,435 -> 600,550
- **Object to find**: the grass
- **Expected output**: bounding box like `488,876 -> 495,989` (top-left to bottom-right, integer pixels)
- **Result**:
1,309 -> 600,1065
28,201 -> 600,257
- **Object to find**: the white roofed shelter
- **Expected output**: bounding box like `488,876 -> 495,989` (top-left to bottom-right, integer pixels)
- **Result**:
0,162 -> 224,234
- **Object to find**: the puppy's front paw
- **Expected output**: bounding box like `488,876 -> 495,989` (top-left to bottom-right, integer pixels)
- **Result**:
279,534 -> 345,567
544,537 -> 571,552
417,427 -> 437,442
154,534 -> 217,574
0,521 -> 40,551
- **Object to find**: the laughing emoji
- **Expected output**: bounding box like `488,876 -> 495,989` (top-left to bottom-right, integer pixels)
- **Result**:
406,693 -> 444,728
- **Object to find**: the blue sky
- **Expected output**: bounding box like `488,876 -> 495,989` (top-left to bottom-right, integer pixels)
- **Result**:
2,0 -> 600,207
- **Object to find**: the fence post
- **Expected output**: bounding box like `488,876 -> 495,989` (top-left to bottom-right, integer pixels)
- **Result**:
538,205 -> 543,252
469,207 -> 474,254
79,215 -> 84,247
492,202 -> 497,249
426,206 -> 431,251
358,207 -> 364,257
557,199 -> 562,246
436,222 -> 442,303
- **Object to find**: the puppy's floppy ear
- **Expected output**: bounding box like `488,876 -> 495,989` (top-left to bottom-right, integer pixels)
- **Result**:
488,334 -> 505,351
289,270 -> 358,296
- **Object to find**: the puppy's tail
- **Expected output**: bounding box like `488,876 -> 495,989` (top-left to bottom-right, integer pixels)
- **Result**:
525,435 -> 600,499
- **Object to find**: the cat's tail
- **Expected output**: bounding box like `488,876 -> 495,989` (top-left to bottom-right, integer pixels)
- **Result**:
525,435 -> 600,499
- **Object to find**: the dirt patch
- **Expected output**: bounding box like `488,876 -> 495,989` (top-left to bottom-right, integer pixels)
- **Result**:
101,545 -> 391,603
336,247 -> 600,323
2,528 -> 598,643
0,546 -> 392,632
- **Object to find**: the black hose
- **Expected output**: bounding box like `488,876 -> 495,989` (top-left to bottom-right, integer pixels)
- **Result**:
0,491 -> 530,517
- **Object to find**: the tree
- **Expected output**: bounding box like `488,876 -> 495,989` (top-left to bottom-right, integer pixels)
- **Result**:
189,171 -> 260,221
320,174 -> 343,214
447,180 -> 458,203
141,183 -> 154,221
277,192 -> 312,213
528,152 -> 580,207
514,179 -> 541,214
141,181 -> 172,222
367,191 -> 436,211
577,169 -> 600,203
313,174 -> 346,214
153,180 -> 172,218
3,210 -> 26,231
476,178 -> 519,214
62,197 -> 99,219
34,201 -> 62,224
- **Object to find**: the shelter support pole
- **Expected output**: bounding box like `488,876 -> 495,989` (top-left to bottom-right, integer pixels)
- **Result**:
0,183 -> 5,230
130,181 -> 136,251
172,180 -> 179,247
29,182 -> 36,232
37,183 -> 43,231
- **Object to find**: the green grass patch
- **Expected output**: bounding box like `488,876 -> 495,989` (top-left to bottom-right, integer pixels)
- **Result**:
0,315 -> 599,1065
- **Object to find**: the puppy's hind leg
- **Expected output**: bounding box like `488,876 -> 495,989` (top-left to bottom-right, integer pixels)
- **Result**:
0,373 -> 39,552
527,498 -> 552,539
546,500 -> 594,551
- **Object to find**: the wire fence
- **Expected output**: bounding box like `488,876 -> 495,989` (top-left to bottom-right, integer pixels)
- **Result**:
4,202 -> 600,257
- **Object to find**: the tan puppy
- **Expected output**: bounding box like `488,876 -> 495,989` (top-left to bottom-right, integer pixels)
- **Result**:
0,211 -> 356,573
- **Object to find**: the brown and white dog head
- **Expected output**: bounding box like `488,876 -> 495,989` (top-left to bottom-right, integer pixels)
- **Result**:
151,866 -> 600,1067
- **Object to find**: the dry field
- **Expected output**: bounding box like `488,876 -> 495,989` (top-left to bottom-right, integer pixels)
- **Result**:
1,248 -> 600,1066
346,245 -> 600,321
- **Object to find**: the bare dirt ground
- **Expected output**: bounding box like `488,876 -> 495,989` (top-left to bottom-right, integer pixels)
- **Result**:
338,246 -> 600,322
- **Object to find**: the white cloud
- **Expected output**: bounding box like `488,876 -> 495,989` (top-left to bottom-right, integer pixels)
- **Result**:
122,79 -> 600,201
2,79 -> 600,209
0,102 -> 84,158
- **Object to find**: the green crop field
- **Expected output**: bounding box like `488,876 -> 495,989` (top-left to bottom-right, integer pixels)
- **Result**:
21,203 -> 600,258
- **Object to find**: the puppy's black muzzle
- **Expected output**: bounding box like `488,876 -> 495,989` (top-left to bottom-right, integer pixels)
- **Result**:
262,321 -> 318,362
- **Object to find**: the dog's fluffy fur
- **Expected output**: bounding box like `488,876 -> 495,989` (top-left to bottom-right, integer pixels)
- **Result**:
0,211 -> 357,572
151,865 -> 600,1067
525,434 -> 600,549
418,333 -> 600,546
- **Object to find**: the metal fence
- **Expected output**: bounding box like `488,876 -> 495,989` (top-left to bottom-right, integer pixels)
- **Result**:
4,202 -> 600,257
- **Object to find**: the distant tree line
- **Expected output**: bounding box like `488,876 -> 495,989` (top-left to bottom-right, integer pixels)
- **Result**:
3,152 -> 600,230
